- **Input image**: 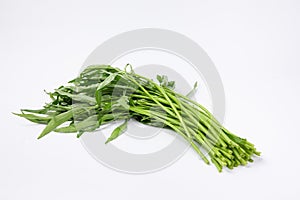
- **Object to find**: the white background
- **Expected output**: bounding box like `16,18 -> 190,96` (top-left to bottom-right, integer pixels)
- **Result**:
1,0 -> 300,199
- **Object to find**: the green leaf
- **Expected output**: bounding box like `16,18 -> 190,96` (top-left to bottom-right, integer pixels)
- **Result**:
77,130 -> 85,138
76,115 -> 99,131
13,112 -> 52,124
54,115 -> 99,136
54,124 -> 77,133
157,75 -> 175,89
95,90 -> 102,107
73,83 -> 98,93
115,95 -> 129,110
156,75 -> 162,83
55,89 -> 96,105
21,108 -> 48,114
163,75 -> 168,84
167,81 -> 175,89
105,119 -> 128,144
96,73 -> 118,91
98,113 -> 115,125
37,109 -> 76,139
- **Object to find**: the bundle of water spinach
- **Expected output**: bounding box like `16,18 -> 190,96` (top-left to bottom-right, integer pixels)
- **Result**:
15,65 -> 260,172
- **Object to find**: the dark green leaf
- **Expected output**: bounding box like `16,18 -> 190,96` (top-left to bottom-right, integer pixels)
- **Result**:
95,90 -> 102,107
77,130 -> 84,138
156,75 -> 162,83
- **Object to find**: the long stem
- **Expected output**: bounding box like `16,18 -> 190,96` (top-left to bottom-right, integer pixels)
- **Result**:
129,106 -> 210,164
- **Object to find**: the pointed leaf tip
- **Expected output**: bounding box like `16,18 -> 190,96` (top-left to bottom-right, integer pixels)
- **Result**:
105,119 -> 128,144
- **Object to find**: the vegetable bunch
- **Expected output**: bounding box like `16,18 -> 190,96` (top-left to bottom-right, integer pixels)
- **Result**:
15,65 -> 260,172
